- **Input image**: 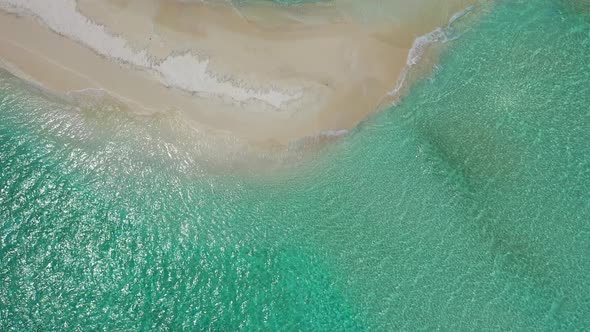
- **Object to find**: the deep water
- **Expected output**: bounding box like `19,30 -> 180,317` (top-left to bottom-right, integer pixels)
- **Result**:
1,0 -> 590,330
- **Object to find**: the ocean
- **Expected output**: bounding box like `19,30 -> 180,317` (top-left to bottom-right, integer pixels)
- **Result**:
1,0 -> 589,330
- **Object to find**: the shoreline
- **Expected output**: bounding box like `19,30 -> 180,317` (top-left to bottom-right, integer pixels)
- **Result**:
0,0 -> 478,146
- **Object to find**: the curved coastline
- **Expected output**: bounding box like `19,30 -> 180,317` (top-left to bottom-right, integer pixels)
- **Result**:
0,0 -> 480,146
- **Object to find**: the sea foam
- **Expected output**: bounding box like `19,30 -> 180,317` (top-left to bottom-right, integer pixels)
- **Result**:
388,5 -> 475,98
0,0 -> 301,109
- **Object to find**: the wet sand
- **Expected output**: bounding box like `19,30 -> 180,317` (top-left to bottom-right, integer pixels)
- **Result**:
0,0 -> 476,145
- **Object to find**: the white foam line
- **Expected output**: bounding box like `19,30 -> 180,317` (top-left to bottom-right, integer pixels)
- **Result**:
317,129 -> 349,137
449,5 -> 475,25
0,0 -> 301,109
388,5 -> 475,97
1,34 -> 162,113
290,128 -> 349,147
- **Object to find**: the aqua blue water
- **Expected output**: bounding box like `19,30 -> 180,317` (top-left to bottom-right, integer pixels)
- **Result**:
1,0 -> 589,330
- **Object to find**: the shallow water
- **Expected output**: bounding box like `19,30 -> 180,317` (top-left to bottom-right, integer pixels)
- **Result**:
1,0 -> 590,330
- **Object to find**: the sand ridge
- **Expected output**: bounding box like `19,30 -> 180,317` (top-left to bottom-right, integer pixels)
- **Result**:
0,0 -> 477,145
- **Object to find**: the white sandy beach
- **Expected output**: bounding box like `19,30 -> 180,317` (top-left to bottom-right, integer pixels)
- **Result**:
0,0 -> 476,145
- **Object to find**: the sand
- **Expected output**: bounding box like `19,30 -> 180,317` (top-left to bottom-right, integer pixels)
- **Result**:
0,0 -> 477,145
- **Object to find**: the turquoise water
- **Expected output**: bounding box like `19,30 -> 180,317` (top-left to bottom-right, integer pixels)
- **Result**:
1,0 -> 590,330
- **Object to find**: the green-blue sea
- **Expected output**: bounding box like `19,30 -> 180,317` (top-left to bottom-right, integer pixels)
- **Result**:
1,0 -> 589,330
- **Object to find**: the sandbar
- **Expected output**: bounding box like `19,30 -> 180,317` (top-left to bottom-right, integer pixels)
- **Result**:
0,0 -> 476,145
